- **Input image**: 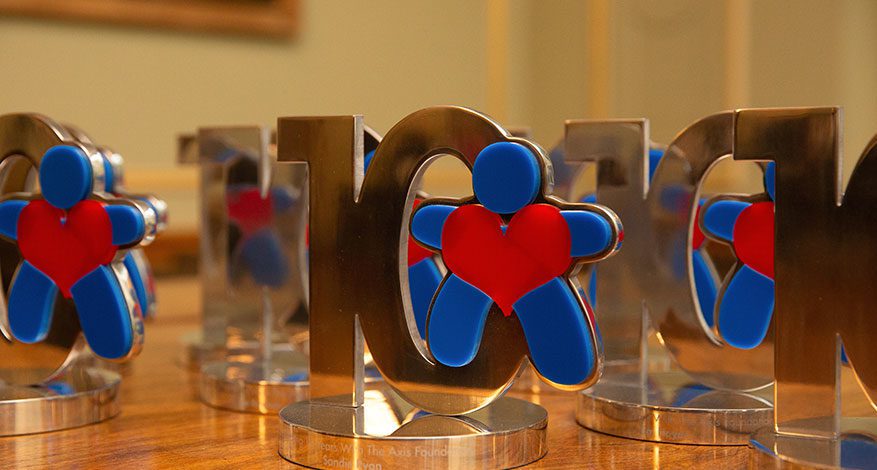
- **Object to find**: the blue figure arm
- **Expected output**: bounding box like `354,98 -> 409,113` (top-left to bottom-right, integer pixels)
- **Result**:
560,210 -> 614,258
702,200 -> 749,243
0,200 -> 28,240
106,205 -> 146,246
410,204 -> 456,250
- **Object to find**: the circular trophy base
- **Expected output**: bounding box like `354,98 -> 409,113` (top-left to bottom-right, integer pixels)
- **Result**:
576,369 -> 773,445
199,350 -> 310,414
199,353 -> 385,414
279,390 -> 547,469
750,418 -> 877,469
0,366 -> 120,436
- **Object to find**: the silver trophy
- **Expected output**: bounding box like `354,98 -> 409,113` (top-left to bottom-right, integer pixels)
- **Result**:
567,116 -> 773,444
735,107 -> 877,468
0,113 -> 157,435
276,106 -> 622,468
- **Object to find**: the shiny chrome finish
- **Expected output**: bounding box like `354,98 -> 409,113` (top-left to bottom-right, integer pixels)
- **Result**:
278,107 -> 575,414
565,116 -> 773,390
734,109 -> 877,464
750,419 -> 877,469
277,107 -> 559,467
0,114 -> 135,435
199,353 -> 308,414
187,126 -> 383,413
185,127 -> 310,413
566,115 -> 773,443
199,353 -> 384,414
577,370 -> 772,445
0,114 -> 84,385
0,365 -> 120,436
177,127 -> 310,366
279,390 -> 547,469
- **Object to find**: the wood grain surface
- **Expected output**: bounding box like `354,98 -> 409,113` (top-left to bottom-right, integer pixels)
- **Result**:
0,277 -> 784,469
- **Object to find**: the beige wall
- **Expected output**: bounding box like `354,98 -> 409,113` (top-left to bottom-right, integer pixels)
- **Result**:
1,0 -> 875,230
0,1 -> 490,230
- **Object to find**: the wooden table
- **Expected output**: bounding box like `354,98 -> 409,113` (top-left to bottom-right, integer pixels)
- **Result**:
0,277 -> 772,469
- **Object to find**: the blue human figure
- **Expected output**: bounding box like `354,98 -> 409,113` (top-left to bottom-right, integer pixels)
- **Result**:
581,148 -> 719,327
701,163 -> 776,350
364,149 -> 443,339
0,145 -> 146,360
410,142 -> 621,386
99,152 -> 161,319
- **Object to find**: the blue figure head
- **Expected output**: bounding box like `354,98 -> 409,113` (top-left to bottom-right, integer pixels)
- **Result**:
472,142 -> 541,214
39,145 -> 93,210
764,162 -> 776,201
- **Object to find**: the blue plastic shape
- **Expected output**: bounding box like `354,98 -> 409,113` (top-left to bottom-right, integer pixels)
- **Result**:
427,274 -> 493,367
514,277 -> 595,385
106,205 -> 146,246
408,258 -> 443,339
702,200 -> 749,242
717,265 -> 774,350
472,142 -> 540,214
561,210 -> 613,257
410,204 -> 455,250
0,200 -> 27,240
8,261 -> 57,343
70,266 -> 135,360
39,145 -> 93,210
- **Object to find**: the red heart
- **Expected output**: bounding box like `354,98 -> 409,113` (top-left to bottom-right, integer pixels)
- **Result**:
18,200 -> 116,298
227,187 -> 273,237
733,201 -> 774,278
441,204 -> 572,316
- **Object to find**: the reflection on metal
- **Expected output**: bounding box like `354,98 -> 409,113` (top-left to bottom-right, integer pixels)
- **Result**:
277,107 -> 558,468
0,113 -> 126,435
751,419 -> 877,469
181,126 -> 309,412
0,365 -> 120,436
199,351 -> 308,414
566,115 -> 773,444
0,114 -> 82,386
279,389 -> 547,468
185,126 -> 382,413
735,108 -> 877,466
577,370 -> 772,445
280,107 -> 553,413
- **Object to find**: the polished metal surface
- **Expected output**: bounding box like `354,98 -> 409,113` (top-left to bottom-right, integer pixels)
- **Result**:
279,390 -> 547,469
0,113 -> 84,385
194,126 -> 309,351
751,418 -> 877,469
577,370 -> 772,445
564,116 -> 773,391
733,109 -> 877,444
199,351 -> 308,414
277,106 -> 608,414
565,115 -> 774,445
0,364 -> 120,436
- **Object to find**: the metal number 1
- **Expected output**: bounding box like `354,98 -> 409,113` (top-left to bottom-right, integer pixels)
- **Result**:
278,106 -> 569,415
